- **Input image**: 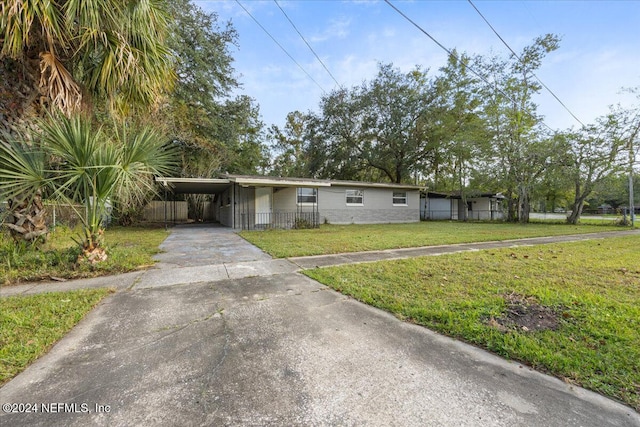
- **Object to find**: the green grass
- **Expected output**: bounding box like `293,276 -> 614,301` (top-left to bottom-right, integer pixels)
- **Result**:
0,226 -> 169,285
304,235 -> 640,410
0,288 -> 113,385
240,221 -> 627,258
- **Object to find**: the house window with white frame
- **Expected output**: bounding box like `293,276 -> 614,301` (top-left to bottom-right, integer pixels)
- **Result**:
392,191 -> 407,206
297,187 -> 317,204
346,189 -> 364,205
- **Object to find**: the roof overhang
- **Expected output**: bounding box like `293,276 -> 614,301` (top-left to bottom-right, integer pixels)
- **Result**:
156,175 -> 424,194
230,176 -> 331,188
425,191 -> 505,199
329,181 -> 423,190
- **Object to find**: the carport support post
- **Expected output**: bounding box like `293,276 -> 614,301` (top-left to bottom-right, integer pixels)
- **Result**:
233,183 -> 237,229
163,187 -> 167,231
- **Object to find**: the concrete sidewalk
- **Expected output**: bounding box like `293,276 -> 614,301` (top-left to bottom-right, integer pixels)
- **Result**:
289,228 -> 640,268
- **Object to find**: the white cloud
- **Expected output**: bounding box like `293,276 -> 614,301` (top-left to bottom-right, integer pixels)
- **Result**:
309,17 -> 351,43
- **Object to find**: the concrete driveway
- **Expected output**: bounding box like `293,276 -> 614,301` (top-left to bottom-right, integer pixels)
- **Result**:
135,224 -> 298,289
1,225 -> 638,426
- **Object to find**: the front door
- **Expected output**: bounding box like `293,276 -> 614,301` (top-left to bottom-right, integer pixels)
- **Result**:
255,187 -> 272,226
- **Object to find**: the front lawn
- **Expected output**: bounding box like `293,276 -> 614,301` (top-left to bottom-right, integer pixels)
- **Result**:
0,288 -> 113,385
240,221 -> 626,258
1,226 -> 169,285
304,235 -> 640,410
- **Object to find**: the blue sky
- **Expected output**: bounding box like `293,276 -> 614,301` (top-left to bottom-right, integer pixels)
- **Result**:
201,0 -> 640,132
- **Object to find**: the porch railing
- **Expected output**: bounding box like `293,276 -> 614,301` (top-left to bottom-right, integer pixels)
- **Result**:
240,211 -> 320,230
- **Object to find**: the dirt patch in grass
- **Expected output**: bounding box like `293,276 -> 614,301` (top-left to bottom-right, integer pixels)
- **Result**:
487,293 -> 563,333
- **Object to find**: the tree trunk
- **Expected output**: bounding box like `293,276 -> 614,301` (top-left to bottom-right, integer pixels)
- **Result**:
506,190 -> 518,223
4,191 -> 49,244
0,56 -> 45,134
518,187 -> 530,224
567,180 -> 588,225
567,197 -> 586,224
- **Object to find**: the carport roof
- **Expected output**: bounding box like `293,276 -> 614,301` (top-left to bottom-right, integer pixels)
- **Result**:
155,175 -> 424,195
156,177 -> 232,195
155,175 -> 332,195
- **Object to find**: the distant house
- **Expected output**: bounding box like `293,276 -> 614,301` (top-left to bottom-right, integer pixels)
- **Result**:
155,175 -> 422,230
421,191 -> 504,221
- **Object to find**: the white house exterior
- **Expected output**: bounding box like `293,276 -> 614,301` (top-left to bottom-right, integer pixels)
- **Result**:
156,175 -> 422,229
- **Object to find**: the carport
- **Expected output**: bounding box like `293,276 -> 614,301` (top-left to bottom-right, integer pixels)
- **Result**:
155,175 -> 325,230
155,177 -> 233,227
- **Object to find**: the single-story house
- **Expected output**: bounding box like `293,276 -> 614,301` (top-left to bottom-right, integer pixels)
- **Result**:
421,191 -> 504,221
155,175 -> 423,230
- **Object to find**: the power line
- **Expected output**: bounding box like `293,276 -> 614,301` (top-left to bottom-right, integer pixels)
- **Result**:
467,0 -> 586,128
235,0 -> 326,94
384,0 -> 556,134
274,0 -> 341,88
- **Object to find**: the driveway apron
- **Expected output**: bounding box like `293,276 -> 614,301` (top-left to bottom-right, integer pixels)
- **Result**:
1,225 -> 638,426
152,223 -> 270,268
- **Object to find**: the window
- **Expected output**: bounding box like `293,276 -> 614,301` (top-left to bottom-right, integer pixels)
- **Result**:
346,189 -> 364,205
297,188 -> 317,204
392,191 -> 407,205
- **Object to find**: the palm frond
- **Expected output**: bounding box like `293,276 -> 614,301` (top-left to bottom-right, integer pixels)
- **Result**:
39,52 -> 82,115
0,132 -> 47,199
0,0 -> 67,57
111,122 -> 179,209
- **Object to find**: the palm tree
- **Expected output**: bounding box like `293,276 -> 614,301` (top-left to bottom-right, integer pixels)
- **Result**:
1,0 -> 174,119
1,1 -> 175,245
0,114 -> 178,262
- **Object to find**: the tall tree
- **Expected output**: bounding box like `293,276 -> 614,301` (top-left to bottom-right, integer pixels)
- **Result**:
564,104 -> 638,224
269,111 -> 312,177
431,52 -> 488,219
217,95 -> 269,174
157,1 -> 268,178
162,0 -> 238,152
357,64 -> 436,183
479,34 -> 560,223
308,64 -> 437,183
305,88 -> 370,180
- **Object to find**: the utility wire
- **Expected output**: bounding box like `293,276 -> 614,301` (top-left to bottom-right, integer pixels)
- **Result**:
467,0 -> 586,127
384,0 -> 556,134
235,0 -> 326,94
274,0 -> 341,88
